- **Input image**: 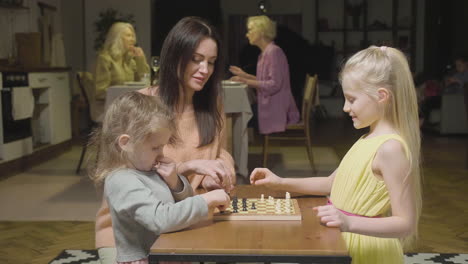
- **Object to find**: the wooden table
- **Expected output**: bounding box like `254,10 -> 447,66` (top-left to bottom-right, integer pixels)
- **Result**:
149,185 -> 351,263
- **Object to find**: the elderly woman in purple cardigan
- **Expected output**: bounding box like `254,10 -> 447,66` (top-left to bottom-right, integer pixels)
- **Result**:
230,15 -> 300,135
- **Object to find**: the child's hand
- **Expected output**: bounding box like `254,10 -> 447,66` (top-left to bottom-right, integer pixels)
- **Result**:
155,157 -> 180,191
200,189 -> 230,212
313,205 -> 350,232
249,168 -> 283,189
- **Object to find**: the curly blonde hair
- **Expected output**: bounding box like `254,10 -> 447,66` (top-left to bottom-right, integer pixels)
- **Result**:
89,91 -> 176,185
247,15 -> 276,41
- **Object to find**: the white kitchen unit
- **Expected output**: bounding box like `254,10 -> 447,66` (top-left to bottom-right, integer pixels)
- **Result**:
29,71 -> 72,145
0,69 -> 71,164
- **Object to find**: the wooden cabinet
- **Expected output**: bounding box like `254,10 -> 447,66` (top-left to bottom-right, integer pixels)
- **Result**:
315,0 -> 417,75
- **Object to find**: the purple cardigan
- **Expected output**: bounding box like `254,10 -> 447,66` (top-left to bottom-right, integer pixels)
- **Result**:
256,42 -> 300,134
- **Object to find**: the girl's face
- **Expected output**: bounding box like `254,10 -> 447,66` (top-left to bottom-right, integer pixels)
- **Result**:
127,128 -> 171,172
121,27 -> 136,51
342,76 -> 381,130
183,38 -> 217,93
246,23 -> 261,46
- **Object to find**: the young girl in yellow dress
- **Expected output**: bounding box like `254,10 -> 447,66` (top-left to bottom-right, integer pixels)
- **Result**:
249,46 -> 422,264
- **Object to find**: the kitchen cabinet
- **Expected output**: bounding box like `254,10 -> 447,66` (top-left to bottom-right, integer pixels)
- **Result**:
29,71 -> 71,145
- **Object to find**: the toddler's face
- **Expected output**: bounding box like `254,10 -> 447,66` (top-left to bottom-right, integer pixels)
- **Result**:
127,128 -> 171,172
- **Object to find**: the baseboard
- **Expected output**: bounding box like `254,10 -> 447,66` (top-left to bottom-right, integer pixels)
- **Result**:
0,140 -> 72,180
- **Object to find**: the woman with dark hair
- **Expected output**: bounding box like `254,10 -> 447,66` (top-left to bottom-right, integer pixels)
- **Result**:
94,17 -> 235,264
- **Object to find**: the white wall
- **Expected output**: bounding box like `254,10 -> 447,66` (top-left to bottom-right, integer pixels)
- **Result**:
61,0 -> 84,72
83,0 -> 151,71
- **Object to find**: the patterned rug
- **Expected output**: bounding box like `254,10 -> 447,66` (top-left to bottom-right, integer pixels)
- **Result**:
49,250 -> 468,264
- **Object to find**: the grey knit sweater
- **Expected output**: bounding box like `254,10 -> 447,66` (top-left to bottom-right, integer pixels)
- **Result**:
105,168 -> 208,262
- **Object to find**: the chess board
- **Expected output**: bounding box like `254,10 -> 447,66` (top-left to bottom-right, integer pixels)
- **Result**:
213,197 -> 302,221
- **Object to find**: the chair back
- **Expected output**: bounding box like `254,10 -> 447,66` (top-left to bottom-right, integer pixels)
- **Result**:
302,74 -> 318,122
76,72 -> 99,123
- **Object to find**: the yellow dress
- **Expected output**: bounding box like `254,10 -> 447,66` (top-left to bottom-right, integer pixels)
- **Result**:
330,134 -> 409,264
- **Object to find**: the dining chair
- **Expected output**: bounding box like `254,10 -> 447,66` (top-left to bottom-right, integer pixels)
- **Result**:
262,74 -> 318,172
75,72 -> 101,174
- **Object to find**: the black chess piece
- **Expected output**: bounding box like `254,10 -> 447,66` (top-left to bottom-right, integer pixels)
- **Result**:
251,202 -> 256,210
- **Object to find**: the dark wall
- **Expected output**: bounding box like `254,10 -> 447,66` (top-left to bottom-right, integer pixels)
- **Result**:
151,0 -> 222,56
424,0 -> 468,79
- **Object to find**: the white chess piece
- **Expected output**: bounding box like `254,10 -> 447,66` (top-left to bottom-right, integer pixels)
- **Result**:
286,192 -> 291,200
261,194 -> 264,201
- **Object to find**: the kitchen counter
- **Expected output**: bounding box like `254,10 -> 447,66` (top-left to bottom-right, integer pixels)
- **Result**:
0,65 -> 71,72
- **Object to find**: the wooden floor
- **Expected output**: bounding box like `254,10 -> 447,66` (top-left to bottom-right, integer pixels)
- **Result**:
0,118 -> 467,263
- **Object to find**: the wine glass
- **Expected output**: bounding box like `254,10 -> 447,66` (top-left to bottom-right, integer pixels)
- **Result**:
151,56 -> 160,84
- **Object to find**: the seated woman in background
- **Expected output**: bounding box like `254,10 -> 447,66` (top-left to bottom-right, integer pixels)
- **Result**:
229,15 -> 299,135
94,22 -> 150,101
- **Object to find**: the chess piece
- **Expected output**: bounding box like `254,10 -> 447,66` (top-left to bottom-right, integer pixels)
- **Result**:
286,192 -> 291,200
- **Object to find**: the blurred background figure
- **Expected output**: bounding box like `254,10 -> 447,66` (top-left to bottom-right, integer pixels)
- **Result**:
94,22 -> 150,101
229,15 -> 299,135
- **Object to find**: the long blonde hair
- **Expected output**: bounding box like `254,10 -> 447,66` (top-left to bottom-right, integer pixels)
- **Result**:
340,46 -> 422,249
89,91 -> 176,185
101,22 -> 135,59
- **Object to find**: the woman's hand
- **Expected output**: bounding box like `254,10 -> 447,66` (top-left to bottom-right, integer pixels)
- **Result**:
313,204 -> 350,231
230,76 -> 245,83
249,168 -> 283,190
178,159 -> 234,192
129,46 -> 145,57
155,157 -> 181,191
229,65 -> 245,77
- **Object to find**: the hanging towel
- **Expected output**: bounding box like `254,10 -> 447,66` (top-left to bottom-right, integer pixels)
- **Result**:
50,33 -> 67,67
12,87 -> 35,120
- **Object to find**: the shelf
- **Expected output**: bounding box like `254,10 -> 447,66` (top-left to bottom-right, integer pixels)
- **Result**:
318,29 -> 346,32
315,0 -> 417,72
0,4 -> 28,10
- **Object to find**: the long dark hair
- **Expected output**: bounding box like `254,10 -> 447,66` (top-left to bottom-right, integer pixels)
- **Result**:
157,16 -> 224,147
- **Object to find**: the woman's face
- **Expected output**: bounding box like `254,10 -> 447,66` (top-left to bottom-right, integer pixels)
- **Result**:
246,23 -> 261,46
183,38 -> 218,93
121,27 -> 136,50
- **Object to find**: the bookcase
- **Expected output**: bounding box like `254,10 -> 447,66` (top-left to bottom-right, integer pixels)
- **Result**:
315,0 -> 417,76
